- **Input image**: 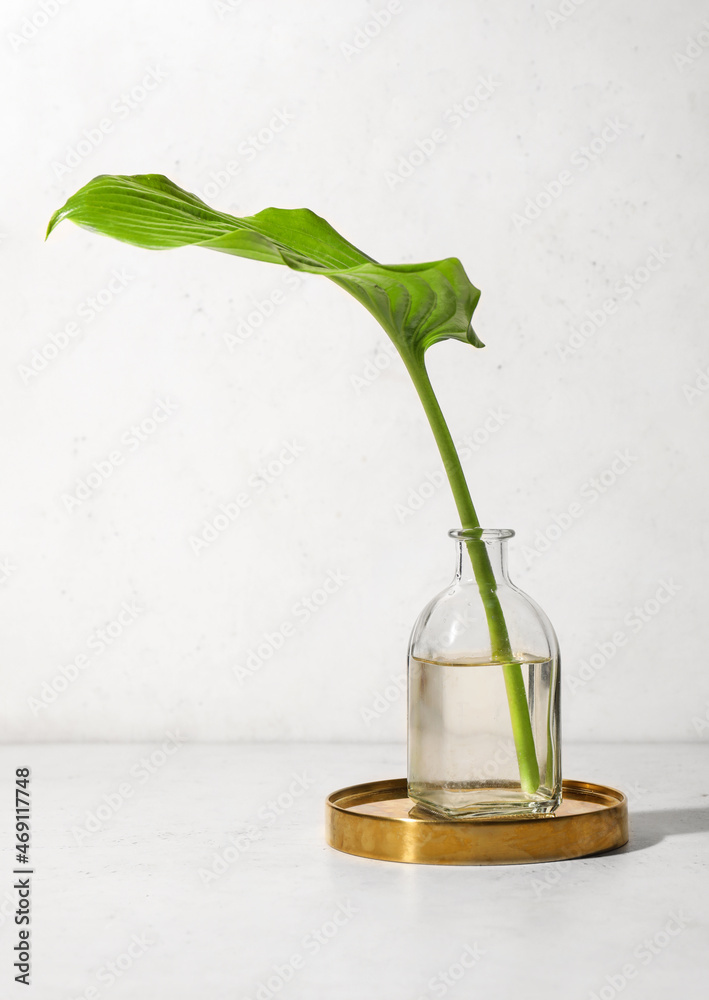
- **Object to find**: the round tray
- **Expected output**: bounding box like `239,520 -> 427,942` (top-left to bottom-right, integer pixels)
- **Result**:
326,778 -> 628,865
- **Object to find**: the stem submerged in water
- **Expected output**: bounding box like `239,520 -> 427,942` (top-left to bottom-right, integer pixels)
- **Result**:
402,350 -> 540,794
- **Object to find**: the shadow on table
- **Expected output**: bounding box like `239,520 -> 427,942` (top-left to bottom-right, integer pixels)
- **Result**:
611,805 -> 709,854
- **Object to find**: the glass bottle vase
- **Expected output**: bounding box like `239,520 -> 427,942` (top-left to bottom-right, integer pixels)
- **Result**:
407,528 -> 561,818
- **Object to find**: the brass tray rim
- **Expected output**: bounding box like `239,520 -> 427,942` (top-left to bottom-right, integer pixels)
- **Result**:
326,778 -> 629,865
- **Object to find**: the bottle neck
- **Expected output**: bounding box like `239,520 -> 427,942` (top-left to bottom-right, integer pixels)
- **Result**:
451,529 -> 513,586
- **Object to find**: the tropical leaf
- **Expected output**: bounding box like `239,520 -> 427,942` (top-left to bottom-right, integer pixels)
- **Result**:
47,173 -> 483,358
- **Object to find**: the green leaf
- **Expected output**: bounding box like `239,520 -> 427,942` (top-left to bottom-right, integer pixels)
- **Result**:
47,173 -> 483,358
46,173 -> 544,793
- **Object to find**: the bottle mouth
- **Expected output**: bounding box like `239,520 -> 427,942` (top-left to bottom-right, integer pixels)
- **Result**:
448,528 -> 515,541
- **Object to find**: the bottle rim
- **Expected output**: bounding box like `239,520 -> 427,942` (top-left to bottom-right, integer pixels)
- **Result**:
448,527 -> 515,541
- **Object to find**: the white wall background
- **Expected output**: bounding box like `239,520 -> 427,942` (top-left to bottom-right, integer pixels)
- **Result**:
2,0 -> 708,743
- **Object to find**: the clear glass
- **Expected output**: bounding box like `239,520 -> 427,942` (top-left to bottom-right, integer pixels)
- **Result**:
407,528 -> 561,818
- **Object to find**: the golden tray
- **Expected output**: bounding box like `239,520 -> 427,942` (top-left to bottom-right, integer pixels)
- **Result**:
326,778 -> 628,865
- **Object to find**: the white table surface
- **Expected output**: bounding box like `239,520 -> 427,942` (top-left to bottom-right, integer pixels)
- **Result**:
1,742 -> 706,999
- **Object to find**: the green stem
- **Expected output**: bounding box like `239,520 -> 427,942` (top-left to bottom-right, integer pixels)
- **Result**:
401,350 -> 540,793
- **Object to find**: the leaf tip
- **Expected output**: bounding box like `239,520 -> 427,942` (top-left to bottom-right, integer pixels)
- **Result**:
468,325 -> 485,349
45,205 -> 66,241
